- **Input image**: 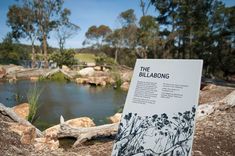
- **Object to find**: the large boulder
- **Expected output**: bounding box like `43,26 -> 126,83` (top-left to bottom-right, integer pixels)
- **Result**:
12,103 -> 29,120
121,71 -> 133,82
7,122 -> 36,145
0,66 -> 6,78
78,67 -> 95,77
44,117 -> 95,138
108,113 -> 122,123
220,90 -> 235,107
34,137 -> 59,151
5,65 -> 25,74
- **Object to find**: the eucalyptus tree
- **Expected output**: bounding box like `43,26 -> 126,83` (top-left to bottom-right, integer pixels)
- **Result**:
118,9 -> 138,50
7,2 -> 38,67
138,15 -> 159,58
33,0 -> 69,68
56,8 -> 80,52
106,29 -> 124,63
84,25 -> 112,49
150,0 -> 179,58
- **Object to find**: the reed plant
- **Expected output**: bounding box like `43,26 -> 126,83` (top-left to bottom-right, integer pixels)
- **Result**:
27,84 -> 42,123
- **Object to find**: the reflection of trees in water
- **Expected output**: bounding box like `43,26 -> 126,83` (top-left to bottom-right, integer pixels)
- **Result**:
113,106 -> 196,156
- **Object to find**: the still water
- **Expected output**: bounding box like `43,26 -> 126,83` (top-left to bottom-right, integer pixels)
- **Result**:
0,80 -> 127,130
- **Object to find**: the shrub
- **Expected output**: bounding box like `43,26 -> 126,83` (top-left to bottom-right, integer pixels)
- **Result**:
112,71 -> 123,89
95,53 -> 116,66
38,72 -> 69,82
50,49 -> 77,68
27,84 -> 42,123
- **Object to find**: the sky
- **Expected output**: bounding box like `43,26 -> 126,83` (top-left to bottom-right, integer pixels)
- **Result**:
0,0 -> 234,49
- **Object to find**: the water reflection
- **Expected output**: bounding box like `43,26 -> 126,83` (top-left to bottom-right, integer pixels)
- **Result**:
0,80 -> 127,129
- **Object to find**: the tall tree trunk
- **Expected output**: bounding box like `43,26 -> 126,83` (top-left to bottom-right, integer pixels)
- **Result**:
42,33 -> 48,68
144,46 -> 148,59
31,40 -> 36,68
115,48 -> 118,63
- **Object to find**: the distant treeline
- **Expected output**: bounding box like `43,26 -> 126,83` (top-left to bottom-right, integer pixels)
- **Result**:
82,0 -> 235,79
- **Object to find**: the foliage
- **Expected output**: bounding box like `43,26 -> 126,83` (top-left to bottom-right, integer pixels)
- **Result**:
113,106 -> 196,155
95,53 -> 116,66
47,72 -> 69,82
74,53 -> 97,63
7,2 -> 38,67
7,0 -> 74,68
27,84 -> 42,123
56,8 -> 80,52
149,0 -> 235,78
84,25 -> 112,48
111,70 -> 123,89
118,9 -> 137,27
38,72 -> 69,82
0,33 -> 29,64
50,49 -> 76,68
138,15 -> 159,58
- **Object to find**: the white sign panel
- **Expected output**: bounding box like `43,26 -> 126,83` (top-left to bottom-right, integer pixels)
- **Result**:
112,59 -> 203,156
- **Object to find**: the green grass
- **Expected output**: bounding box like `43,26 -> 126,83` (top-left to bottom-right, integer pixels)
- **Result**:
27,84 -> 42,123
75,53 -> 97,63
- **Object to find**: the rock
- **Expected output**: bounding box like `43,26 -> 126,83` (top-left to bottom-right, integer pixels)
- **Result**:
87,62 -> 96,67
9,75 -> 17,83
108,77 -> 115,85
121,82 -> 130,91
0,66 -> 6,78
220,90 -> 235,107
30,76 -> 39,81
5,65 -> 25,74
121,71 -> 133,82
66,117 -> 95,127
108,113 -> 122,123
88,77 -> 107,86
34,137 -> 59,151
201,84 -> 217,91
12,103 -> 29,120
8,122 -> 36,144
61,65 -> 70,72
94,66 -> 102,71
75,77 -> 90,84
196,103 -> 215,121
44,117 -> 95,138
78,67 -> 95,77
76,76 -> 113,86
20,126 -> 36,145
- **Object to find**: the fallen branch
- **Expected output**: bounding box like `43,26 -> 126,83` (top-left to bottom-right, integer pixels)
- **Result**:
58,116 -> 119,147
0,103 -> 43,137
43,68 -> 60,78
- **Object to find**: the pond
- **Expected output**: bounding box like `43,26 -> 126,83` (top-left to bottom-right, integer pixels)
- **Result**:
0,80 -> 127,130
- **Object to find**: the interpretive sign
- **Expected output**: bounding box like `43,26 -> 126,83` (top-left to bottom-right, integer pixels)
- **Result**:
112,59 -> 203,156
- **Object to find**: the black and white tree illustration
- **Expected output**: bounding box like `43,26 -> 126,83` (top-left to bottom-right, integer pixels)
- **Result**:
112,106 -> 196,156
